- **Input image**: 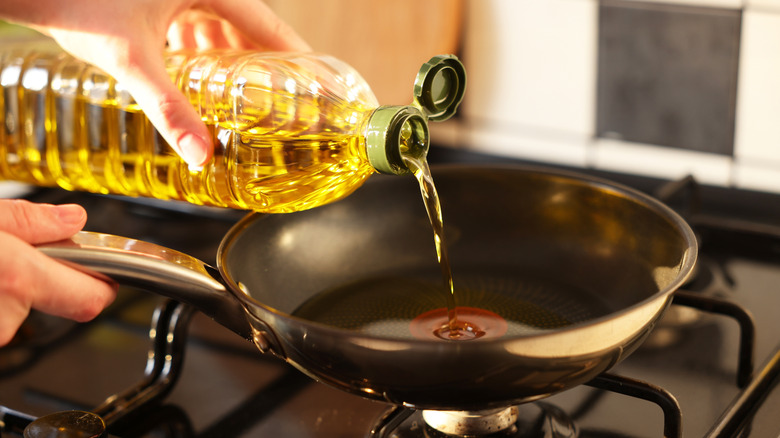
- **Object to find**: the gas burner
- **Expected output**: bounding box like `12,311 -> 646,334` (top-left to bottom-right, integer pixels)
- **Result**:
372,403 -> 577,438
23,410 -> 106,438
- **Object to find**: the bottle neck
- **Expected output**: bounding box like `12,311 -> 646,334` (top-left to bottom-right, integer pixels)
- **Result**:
364,106 -> 430,175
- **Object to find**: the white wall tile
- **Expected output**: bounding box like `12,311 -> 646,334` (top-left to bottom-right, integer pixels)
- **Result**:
459,0 -> 598,151
745,0 -> 780,13
733,161 -> 780,193
592,139 -> 733,185
733,9 -> 780,166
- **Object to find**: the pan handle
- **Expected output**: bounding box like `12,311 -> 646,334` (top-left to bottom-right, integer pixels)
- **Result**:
37,231 -> 254,341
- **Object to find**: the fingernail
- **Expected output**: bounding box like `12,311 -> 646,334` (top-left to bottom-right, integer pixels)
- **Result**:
178,133 -> 210,167
55,204 -> 86,225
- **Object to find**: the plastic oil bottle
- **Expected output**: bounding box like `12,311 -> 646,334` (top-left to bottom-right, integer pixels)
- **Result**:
0,44 -> 465,213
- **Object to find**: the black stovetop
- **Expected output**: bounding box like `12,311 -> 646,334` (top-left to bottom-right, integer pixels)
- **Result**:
3,147 -> 780,437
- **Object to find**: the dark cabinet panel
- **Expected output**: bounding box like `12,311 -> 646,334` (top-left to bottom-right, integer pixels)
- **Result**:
597,1 -> 741,155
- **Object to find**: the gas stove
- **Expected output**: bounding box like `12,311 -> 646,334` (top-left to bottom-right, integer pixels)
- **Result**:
2,147 -> 780,437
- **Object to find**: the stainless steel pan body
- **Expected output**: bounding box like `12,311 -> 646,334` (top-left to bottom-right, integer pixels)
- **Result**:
41,164 -> 697,410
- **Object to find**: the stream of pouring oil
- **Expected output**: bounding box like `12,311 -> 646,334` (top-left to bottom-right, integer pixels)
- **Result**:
402,154 -> 497,341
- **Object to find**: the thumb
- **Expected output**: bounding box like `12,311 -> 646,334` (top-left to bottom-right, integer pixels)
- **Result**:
0,200 -> 87,244
118,55 -> 213,167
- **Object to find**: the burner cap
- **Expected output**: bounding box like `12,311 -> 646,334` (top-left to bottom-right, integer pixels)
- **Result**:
375,403 -> 578,437
23,411 -> 106,438
422,407 -> 518,435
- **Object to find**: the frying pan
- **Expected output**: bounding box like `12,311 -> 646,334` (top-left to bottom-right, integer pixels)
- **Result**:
39,164 -> 697,411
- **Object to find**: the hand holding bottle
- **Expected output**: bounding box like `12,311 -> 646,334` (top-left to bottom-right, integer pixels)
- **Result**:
0,0 -> 310,167
0,200 -> 117,346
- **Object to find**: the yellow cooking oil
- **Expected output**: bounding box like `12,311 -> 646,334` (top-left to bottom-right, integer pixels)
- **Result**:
67,101 -> 375,212
0,46 -> 464,213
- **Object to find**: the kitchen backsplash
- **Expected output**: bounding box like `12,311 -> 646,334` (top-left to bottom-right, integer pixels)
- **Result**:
433,0 -> 780,194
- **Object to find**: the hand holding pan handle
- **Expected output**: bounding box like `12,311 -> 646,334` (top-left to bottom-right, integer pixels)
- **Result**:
38,231 -> 254,341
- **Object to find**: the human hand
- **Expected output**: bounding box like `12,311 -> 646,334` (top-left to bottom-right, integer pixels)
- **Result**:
0,200 -> 117,346
0,0 -> 310,167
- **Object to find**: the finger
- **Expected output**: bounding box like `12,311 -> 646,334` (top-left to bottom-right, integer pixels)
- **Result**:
119,47 -> 213,166
0,286 -> 34,346
219,21 -> 260,50
203,0 -> 311,52
167,19 -> 198,50
170,11 -> 255,51
0,200 -> 86,244
0,232 -> 117,346
192,18 -> 231,50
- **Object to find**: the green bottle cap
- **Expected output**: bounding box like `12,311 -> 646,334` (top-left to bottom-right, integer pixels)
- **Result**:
413,54 -> 466,122
365,54 -> 466,175
365,106 -> 428,175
